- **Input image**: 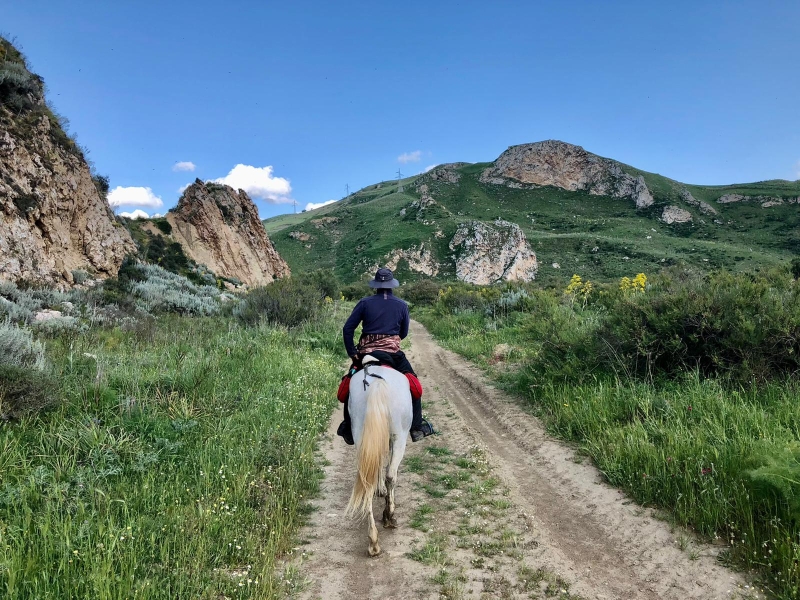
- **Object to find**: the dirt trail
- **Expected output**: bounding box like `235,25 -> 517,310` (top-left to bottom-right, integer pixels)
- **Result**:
288,321 -> 759,599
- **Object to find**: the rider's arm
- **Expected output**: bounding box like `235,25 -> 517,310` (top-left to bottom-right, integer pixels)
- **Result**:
399,302 -> 410,340
342,300 -> 365,357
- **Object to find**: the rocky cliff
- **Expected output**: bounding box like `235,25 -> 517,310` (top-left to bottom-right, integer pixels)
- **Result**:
167,180 -> 289,286
481,140 -> 654,208
0,38 -> 135,286
449,220 -> 538,284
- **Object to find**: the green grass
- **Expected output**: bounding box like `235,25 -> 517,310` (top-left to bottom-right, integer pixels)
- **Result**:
0,313 -> 344,599
417,304 -> 800,599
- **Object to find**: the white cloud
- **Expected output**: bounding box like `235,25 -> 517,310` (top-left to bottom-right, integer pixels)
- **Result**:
424,164 -> 438,173
398,150 -> 422,164
212,164 -> 292,203
118,209 -> 150,220
178,183 -> 191,194
107,186 -> 164,209
305,199 -> 338,211
172,161 -> 196,172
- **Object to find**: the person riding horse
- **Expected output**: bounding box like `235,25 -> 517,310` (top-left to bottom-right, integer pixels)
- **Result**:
337,267 -> 435,445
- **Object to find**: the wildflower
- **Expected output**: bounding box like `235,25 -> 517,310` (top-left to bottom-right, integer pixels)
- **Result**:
687,405 -> 693,412
701,467 -> 712,476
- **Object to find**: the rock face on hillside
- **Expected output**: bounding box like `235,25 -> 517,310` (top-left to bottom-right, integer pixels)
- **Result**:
660,206 -> 693,224
680,189 -> 717,215
167,180 -> 289,286
0,39 -> 135,286
423,163 -> 467,184
717,193 -> 800,207
380,244 -> 440,277
449,220 -> 538,284
481,140 -> 654,209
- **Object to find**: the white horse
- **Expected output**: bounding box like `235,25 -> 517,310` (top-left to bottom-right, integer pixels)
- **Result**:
345,355 -> 412,556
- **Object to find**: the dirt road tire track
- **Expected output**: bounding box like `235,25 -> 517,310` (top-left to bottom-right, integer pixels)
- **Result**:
289,321 -> 756,599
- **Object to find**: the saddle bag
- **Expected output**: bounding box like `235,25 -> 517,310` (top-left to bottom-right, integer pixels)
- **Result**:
337,370 -> 422,402
405,373 -> 423,400
337,375 -> 351,403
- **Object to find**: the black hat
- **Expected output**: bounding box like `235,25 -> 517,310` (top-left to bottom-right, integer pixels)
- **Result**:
369,267 -> 400,288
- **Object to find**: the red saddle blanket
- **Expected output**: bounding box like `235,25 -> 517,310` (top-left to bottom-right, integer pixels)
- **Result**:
337,368 -> 422,402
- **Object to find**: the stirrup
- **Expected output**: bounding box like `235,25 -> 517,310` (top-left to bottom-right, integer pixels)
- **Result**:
337,421 -> 354,445
410,419 -> 435,442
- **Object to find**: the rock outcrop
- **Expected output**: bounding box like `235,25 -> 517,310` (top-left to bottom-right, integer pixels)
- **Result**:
717,193 -> 800,207
380,244 -> 440,277
449,220 -> 538,284
0,38 -> 135,286
480,140 -> 654,208
422,163 -> 467,185
167,180 -> 289,286
680,189 -> 717,215
660,206 -> 693,224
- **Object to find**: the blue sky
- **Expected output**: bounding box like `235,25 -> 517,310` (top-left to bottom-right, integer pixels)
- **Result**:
3,0 -> 799,219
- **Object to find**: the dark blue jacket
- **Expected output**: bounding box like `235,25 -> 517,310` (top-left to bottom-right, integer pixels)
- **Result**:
343,290 -> 410,357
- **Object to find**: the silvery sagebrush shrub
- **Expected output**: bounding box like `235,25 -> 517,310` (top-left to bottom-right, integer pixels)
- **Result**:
131,263 -> 221,316
32,315 -> 86,336
0,318 -> 46,370
0,296 -> 34,324
0,280 -> 42,319
71,269 -> 89,285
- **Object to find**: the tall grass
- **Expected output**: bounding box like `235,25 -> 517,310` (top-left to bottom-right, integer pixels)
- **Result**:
417,269 -> 800,598
0,311 -> 344,599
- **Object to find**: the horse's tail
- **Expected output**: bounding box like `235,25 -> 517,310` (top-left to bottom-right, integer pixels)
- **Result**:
346,376 -> 391,520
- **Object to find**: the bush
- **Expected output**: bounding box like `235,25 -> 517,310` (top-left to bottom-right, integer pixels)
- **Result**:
0,364 -> 56,420
71,269 -> 89,285
32,315 -> 85,337
296,269 -> 340,301
341,282 -> 366,301
0,319 -> 46,370
598,269 -> 800,380
399,279 -> 441,307
91,174 -> 110,197
153,218 -> 172,235
131,264 -> 221,316
434,283 -> 501,315
235,278 -> 325,327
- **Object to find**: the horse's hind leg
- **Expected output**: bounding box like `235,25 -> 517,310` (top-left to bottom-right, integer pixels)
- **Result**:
377,435 -> 394,498
367,496 -> 381,556
383,434 -> 406,529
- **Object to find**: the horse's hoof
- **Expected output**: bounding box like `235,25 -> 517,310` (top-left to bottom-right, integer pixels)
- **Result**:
383,518 -> 398,529
368,544 -> 381,557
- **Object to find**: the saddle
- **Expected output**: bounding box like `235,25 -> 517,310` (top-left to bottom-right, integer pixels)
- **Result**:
337,354 -> 422,402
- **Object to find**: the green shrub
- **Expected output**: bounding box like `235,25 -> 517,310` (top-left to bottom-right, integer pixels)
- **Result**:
399,279 -> 441,307
434,283 -> 500,315
598,269 -> 800,380
746,442 -> 800,524
153,218 -> 172,235
341,282 -> 365,301
297,268 -> 340,301
235,278 -> 325,327
0,59 -> 40,112
0,364 -> 56,420
91,174 -> 109,197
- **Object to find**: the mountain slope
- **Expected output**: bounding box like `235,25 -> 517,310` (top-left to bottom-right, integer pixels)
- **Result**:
0,36 -> 135,286
265,141 -> 800,286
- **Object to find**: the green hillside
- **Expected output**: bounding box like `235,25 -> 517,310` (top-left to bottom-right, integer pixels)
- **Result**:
265,147 -> 800,287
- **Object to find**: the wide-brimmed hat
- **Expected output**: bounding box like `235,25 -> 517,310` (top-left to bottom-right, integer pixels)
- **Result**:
368,267 -> 400,288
